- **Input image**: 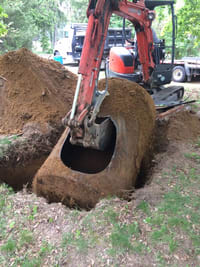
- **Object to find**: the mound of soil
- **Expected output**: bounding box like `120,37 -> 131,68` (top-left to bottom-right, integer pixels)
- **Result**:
0,48 -> 77,189
0,48 -> 77,134
166,110 -> 200,142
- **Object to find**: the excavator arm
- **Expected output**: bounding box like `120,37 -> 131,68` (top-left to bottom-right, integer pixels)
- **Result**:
65,0 -> 173,150
33,0 -> 177,208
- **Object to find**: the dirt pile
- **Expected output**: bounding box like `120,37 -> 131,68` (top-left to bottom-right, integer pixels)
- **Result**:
0,48 -> 77,134
0,48 -> 77,189
33,78 -> 156,208
166,110 -> 200,142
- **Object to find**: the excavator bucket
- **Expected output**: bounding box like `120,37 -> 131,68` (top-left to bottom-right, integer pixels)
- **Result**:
33,78 -> 156,209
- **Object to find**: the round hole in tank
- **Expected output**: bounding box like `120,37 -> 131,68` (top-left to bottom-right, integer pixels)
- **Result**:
60,118 -> 116,174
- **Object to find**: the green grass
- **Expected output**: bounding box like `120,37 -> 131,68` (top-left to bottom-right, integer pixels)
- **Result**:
195,138 -> 200,147
108,221 -> 140,255
19,230 -> 34,246
103,208 -> 118,224
184,152 -> 200,162
62,230 -> 90,253
20,257 -> 42,267
39,241 -> 54,257
28,205 -> 38,220
1,238 -> 17,253
0,135 -> 19,157
136,200 -> 150,215
143,167 -> 200,258
0,184 -> 56,266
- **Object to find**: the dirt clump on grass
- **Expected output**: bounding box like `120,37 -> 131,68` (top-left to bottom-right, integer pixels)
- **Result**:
0,48 -> 77,134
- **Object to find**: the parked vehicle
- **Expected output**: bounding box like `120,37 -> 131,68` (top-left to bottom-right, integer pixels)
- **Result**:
172,57 -> 200,82
53,23 -> 132,64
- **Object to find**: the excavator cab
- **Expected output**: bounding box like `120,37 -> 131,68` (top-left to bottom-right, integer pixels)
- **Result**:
108,0 -> 184,107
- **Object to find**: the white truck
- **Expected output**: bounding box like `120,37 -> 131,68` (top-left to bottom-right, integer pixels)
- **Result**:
172,57 -> 200,82
53,23 -> 132,65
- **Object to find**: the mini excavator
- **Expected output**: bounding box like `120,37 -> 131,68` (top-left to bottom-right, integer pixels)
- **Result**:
33,0 -> 187,208
63,0 -> 184,151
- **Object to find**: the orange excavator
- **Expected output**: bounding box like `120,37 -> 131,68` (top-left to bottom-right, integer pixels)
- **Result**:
64,0 -> 185,151
33,0 -> 186,208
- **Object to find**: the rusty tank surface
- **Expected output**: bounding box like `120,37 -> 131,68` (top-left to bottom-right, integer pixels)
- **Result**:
33,78 -> 156,209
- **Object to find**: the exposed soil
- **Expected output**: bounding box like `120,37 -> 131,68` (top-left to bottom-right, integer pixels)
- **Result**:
0,49 -> 200,204
33,78 -> 156,208
0,48 -> 77,188
0,53 -> 200,266
0,48 -> 77,134
166,110 -> 200,142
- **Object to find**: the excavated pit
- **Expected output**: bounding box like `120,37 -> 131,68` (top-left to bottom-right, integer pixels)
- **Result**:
61,119 -> 116,173
1,49 -> 200,207
33,78 -> 156,208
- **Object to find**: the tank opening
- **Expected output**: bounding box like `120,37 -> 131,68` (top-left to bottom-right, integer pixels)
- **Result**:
61,118 -> 116,174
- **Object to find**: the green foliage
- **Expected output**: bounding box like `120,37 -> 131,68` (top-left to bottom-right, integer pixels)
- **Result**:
0,5 -> 7,36
28,205 -> 38,220
70,0 -> 130,29
110,14 -> 124,28
161,0 -> 200,58
0,0 -> 66,53
0,135 -> 19,158
70,0 -> 88,23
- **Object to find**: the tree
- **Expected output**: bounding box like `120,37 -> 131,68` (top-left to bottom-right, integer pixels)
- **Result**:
161,0 -> 200,58
30,0 -> 66,51
69,0 -> 125,28
0,5 -> 7,37
0,0 -> 66,53
175,0 -> 200,57
69,0 -> 88,23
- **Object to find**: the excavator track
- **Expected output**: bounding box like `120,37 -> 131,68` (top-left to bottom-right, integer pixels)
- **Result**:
33,78 -> 156,209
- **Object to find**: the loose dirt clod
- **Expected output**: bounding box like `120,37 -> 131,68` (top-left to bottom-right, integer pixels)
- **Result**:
0,48 -> 77,134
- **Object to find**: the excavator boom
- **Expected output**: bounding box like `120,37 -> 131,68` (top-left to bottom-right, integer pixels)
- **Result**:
65,0 -> 167,150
